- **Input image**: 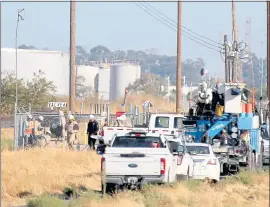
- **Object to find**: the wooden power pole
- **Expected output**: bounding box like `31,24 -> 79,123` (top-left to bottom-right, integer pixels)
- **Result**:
176,1 -> 182,114
267,1 -> 270,104
232,0 -> 237,42
69,1 -> 76,112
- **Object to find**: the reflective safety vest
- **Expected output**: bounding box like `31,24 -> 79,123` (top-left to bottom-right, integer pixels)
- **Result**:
33,121 -> 42,135
24,120 -> 34,135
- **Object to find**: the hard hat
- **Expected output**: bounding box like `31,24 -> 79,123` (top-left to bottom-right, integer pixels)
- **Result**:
68,115 -> 74,120
89,115 -> 95,119
27,114 -> 33,119
38,116 -> 44,121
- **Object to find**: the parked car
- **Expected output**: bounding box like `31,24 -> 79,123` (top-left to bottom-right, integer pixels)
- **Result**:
166,137 -> 194,180
185,143 -> 220,182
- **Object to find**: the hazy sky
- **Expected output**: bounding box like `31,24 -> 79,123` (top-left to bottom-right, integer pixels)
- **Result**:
2,1 -> 267,77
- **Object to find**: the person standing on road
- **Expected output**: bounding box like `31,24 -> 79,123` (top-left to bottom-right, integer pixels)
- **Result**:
22,114 -> 34,146
87,115 -> 99,150
65,115 -> 79,150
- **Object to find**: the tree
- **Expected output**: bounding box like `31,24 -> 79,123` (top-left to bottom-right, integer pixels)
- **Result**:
18,44 -> 38,50
128,73 -> 166,96
1,70 -> 56,115
76,75 -> 93,98
26,70 -> 56,111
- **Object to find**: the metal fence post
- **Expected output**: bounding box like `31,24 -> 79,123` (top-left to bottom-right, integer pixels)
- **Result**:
13,104 -> 17,151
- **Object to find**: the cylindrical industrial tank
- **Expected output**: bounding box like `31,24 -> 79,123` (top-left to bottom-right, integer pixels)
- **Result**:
97,68 -> 111,100
109,63 -> 141,101
76,65 -> 99,89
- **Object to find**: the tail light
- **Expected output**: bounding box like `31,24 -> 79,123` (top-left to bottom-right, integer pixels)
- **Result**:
177,155 -> 183,165
160,158 -> 166,175
235,149 -> 240,153
207,159 -> 217,165
101,130 -> 104,136
101,157 -> 105,172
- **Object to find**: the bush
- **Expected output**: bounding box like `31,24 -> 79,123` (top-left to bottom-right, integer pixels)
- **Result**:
27,195 -> 67,207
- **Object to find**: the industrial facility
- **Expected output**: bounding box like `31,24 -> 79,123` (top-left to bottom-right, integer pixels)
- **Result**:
1,48 -> 70,95
1,48 -> 142,101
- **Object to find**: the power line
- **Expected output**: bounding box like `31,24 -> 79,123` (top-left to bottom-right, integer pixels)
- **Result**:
142,1 -> 223,46
133,2 -> 222,53
136,1 -> 222,49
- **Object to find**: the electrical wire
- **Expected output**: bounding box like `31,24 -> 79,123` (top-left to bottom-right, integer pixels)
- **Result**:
136,1 -> 222,49
133,1 -> 223,53
142,1 -> 223,46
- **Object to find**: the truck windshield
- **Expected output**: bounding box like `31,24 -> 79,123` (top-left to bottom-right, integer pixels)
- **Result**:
186,146 -> 210,154
112,136 -> 165,148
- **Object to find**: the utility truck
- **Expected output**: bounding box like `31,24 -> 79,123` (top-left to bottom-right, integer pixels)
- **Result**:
101,131 -> 185,194
101,113 -> 186,145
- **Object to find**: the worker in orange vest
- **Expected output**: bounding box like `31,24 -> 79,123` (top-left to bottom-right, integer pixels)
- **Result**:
23,114 -> 34,146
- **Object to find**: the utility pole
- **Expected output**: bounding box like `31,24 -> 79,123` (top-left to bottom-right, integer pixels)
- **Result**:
232,0 -> 237,42
176,1 -> 182,114
245,18 -> 255,86
0,2 -> 2,142
267,1 -> 270,106
69,1 -> 76,113
224,35 -> 229,82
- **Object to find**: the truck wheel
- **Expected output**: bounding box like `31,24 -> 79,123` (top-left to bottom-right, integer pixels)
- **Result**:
177,168 -> 190,181
102,183 -> 120,195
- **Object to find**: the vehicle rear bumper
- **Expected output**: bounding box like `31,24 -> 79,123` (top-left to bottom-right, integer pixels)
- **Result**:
105,175 -> 166,185
192,174 -> 220,181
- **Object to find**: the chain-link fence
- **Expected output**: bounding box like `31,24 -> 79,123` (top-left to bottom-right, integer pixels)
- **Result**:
13,111 -> 148,150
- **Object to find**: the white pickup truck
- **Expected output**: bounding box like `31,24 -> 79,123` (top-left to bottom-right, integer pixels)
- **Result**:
101,131 -> 180,194
101,114 -> 186,145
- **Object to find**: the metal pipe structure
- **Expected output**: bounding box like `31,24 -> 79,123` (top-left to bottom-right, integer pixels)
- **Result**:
176,1 -> 182,114
69,1 -> 76,112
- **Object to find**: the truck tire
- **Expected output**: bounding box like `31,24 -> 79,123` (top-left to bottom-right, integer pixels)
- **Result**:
177,168 -> 190,181
102,183 -> 120,195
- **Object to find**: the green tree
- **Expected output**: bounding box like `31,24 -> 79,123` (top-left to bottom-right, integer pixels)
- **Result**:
26,70 -> 56,111
128,73 -> 166,96
1,70 -> 56,115
76,75 -> 93,98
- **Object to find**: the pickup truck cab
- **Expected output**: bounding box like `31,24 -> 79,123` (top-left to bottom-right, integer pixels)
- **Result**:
101,131 -> 179,194
101,114 -> 185,145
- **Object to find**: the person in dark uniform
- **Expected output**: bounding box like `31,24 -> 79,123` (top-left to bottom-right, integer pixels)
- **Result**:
87,115 -> 99,150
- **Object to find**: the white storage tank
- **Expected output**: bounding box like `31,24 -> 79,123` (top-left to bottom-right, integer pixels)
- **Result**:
109,63 -> 141,101
97,68 -> 110,100
76,65 -> 99,90
1,48 -> 69,95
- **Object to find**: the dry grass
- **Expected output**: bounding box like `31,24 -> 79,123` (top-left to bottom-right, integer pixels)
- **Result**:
1,128 -> 14,140
72,171 -> 269,207
56,94 -> 176,114
1,148 -> 101,206
2,148 -> 269,207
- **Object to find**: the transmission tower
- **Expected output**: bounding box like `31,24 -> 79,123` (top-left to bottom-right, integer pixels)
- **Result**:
245,17 -> 255,87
